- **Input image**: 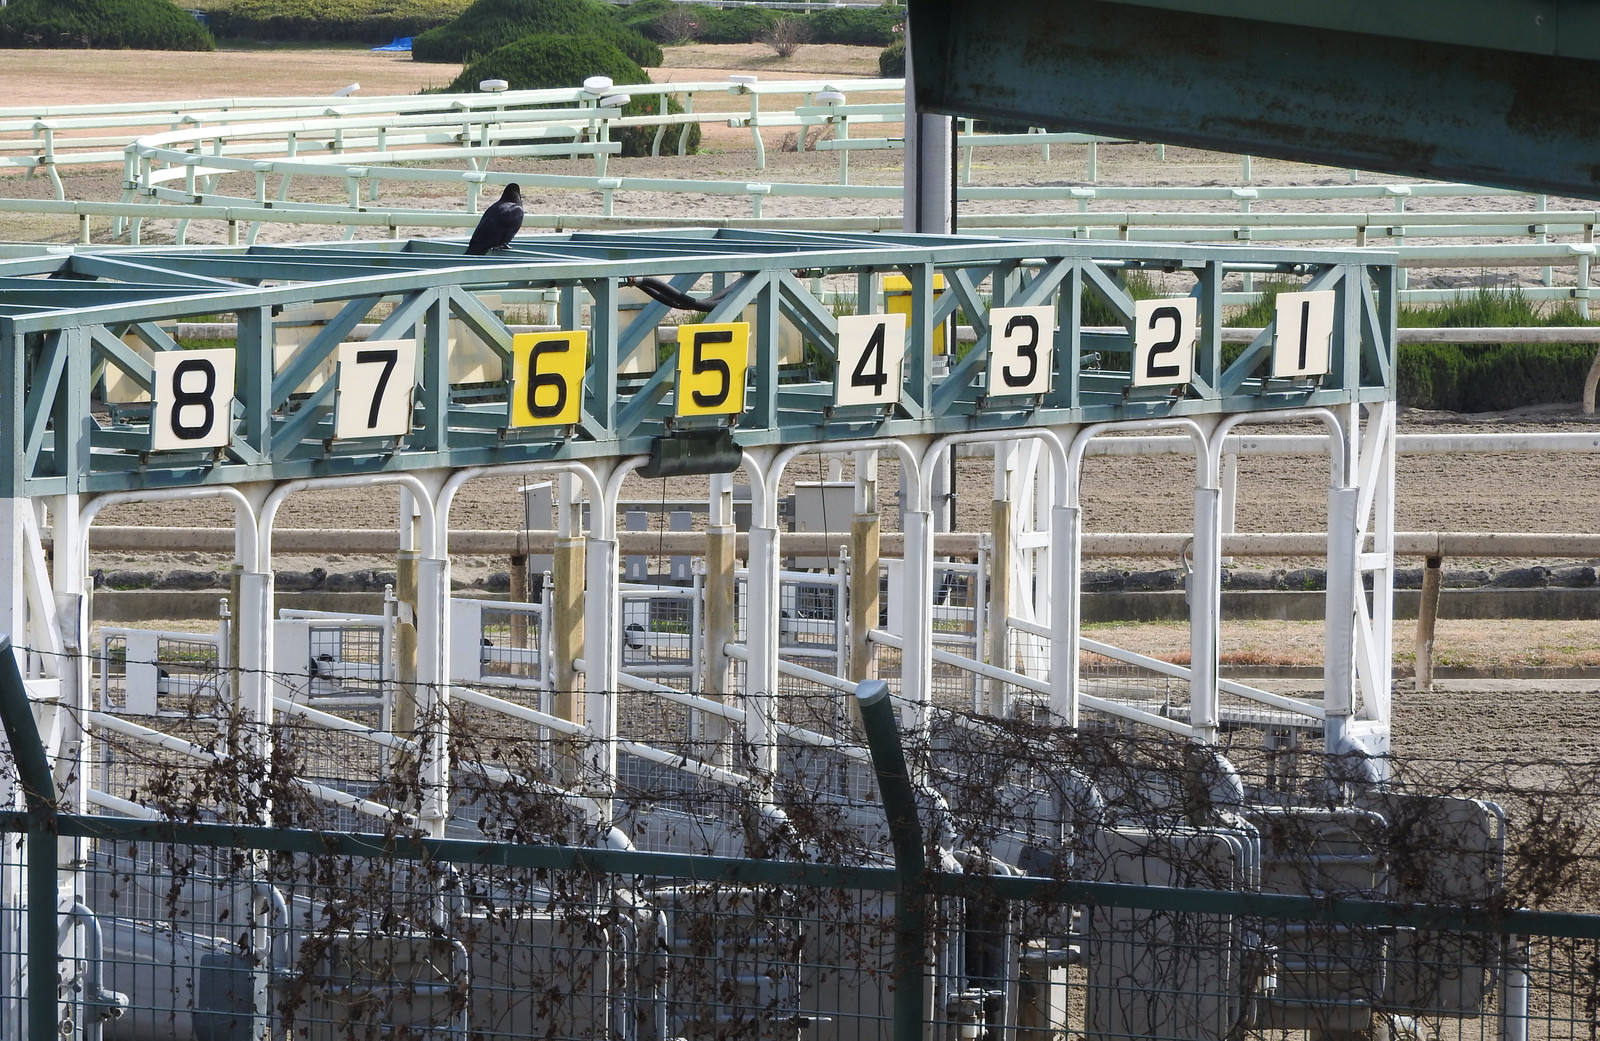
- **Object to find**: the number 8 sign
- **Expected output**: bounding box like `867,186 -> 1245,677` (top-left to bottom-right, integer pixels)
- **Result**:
150,348 -> 236,451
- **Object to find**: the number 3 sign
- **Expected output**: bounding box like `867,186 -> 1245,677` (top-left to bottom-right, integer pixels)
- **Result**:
150,348 -> 236,451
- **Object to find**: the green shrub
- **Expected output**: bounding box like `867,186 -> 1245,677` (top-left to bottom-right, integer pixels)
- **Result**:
1396,342 -> 1594,411
446,33 -> 698,157
695,5 -> 776,43
615,0 -> 773,44
803,4 -> 899,46
878,37 -> 904,77
0,0 -> 213,49
198,0 -> 467,43
413,0 -> 660,66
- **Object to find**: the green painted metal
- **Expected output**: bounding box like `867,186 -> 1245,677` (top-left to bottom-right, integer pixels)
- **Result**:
0,231 -> 1396,497
855,680 -> 928,1041
2,809 -> 1595,941
0,637 -> 62,1041
907,0 -> 1600,197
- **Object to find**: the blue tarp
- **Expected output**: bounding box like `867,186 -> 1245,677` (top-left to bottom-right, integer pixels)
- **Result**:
372,36 -> 413,51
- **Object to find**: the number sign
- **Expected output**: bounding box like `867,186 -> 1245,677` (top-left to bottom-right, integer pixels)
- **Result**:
335,338 -> 417,439
675,322 -> 749,418
985,306 -> 1055,397
150,348 -> 236,451
834,312 -> 906,407
511,331 -> 586,427
1271,290 -> 1335,378
1132,297 -> 1198,387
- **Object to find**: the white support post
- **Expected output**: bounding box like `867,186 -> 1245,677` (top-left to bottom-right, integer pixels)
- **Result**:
1188,485 -> 1222,742
581,537 -> 619,804
1050,504 -> 1080,729
901,508 -> 934,736
416,552 -> 449,837
1323,484 -> 1360,754
745,525 -> 781,780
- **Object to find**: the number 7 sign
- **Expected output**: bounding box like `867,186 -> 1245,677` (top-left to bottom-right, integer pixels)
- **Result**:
335,339 -> 417,439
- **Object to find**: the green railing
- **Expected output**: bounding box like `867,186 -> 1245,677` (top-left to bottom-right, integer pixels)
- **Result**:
4,643 -> 1600,1041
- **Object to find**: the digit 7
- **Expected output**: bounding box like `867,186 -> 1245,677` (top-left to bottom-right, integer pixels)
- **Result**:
355,347 -> 398,429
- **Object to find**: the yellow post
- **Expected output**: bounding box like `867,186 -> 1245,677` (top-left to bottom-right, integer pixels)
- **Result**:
882,273 -> 947,355
552,534 -> 586,782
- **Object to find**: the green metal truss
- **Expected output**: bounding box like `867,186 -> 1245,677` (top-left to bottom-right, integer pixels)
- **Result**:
0,230 -> 1395,497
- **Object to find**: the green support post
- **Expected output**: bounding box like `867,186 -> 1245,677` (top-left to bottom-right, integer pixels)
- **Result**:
0,636 -> 61,1041
855,679 -> 927,1041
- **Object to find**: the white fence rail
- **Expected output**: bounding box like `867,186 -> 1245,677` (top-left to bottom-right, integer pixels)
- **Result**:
5,80 -> 1600,306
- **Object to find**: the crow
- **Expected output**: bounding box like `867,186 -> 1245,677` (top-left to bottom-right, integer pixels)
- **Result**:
465,182 -> 523,255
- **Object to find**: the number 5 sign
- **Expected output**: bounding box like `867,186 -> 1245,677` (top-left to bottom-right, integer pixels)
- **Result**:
151,348 -> 236,451
675,322 -> 749,418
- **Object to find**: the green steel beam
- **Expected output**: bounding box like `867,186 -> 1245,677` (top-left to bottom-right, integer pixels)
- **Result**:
908,0 -> 1600,197
0,232 -> 1395,496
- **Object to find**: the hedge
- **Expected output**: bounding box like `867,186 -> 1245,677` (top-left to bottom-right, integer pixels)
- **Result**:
616,0 -> 776,44
878,37 -> 904,76
445,33 -> 699,157
413,0 -> 661,66
198,0 -> 468,43
1396,342 -> 1595,411
0,0 -> 214,49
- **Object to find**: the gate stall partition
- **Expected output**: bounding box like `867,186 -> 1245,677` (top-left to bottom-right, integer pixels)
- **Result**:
0,230 -> 1437,1039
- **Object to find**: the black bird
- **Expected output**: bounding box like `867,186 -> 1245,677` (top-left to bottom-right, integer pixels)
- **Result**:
465,182 -> 523,255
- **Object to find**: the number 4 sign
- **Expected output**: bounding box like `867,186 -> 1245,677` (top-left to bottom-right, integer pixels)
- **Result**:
835,312 -> 906,407
150,348 -> 236,451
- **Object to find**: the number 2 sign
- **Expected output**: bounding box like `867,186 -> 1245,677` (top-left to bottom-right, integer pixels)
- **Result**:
1132,297 -> 1198,388
335,339 -> 417,439
151,348 -> 236,451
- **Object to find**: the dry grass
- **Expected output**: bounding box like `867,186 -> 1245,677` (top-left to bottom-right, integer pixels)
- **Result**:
1085,618 -> 1600,672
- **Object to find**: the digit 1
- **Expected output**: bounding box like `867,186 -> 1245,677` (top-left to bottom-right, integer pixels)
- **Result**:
1298,298 -> 1311,371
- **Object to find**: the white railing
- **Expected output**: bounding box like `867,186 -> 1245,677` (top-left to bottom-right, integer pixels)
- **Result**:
7,80 -> 1599,305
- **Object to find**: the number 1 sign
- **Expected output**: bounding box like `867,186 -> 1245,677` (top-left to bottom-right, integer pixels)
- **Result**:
1271,290 -> 1335,379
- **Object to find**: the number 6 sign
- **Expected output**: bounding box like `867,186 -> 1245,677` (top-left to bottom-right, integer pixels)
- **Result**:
151,348 -> 236,451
